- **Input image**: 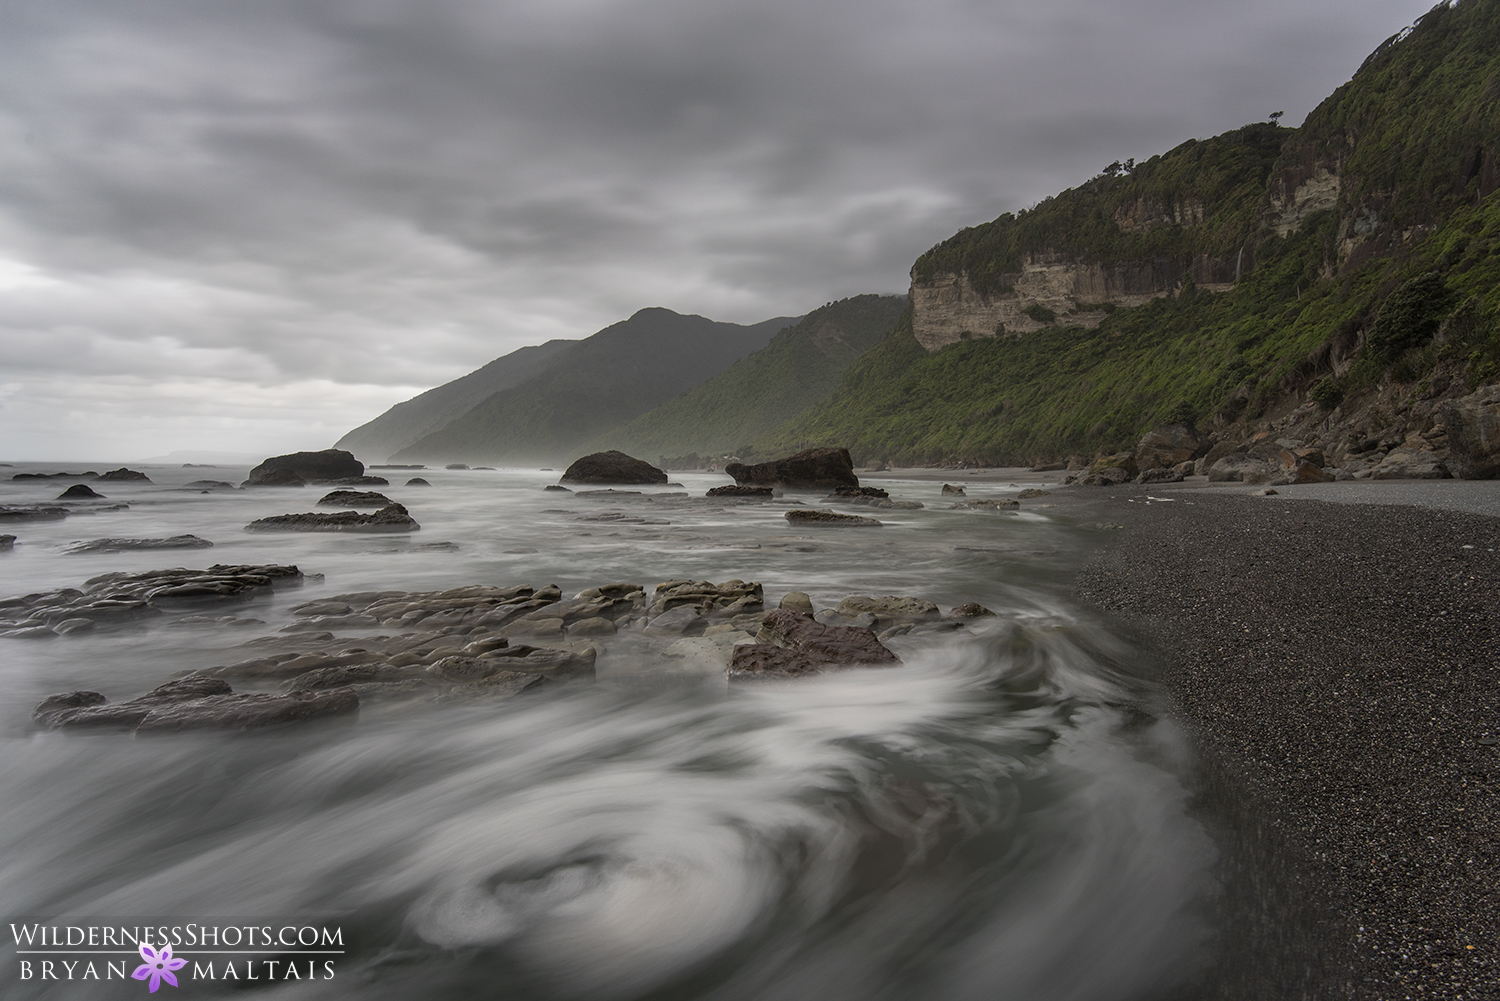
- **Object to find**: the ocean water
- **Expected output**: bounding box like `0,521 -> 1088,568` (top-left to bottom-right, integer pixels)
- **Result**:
0,464 -> 1216,1000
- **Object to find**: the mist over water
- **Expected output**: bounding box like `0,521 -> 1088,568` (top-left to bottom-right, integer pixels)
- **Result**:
1,465 -> 1215,999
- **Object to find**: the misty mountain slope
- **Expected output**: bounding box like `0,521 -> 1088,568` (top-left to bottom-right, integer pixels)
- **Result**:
587,295 -> 906,462
756,0 -> 1500,466
390,308 -> 798,464
335,340 -> 575,462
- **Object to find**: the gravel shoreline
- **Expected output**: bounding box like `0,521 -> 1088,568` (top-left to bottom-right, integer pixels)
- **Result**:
1072,489 -> 1500,1000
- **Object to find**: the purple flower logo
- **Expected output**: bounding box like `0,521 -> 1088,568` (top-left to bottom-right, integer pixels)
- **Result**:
131,942 -> 187,992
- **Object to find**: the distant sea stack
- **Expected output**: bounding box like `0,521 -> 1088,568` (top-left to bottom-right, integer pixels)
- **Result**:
560,451 -> 667,486
244,450 -> 362,487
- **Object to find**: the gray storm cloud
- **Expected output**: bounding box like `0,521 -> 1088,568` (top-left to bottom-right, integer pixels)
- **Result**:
0,0 -> 1439,459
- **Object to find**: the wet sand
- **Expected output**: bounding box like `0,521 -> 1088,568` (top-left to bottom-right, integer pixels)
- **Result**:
1072,485 -> 1500,999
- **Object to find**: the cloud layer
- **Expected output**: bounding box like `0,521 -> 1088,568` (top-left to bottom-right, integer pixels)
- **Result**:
0,0 -> 1437,459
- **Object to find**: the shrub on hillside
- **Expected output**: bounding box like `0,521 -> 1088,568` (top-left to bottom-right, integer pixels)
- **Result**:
1368,272 -> 1453,363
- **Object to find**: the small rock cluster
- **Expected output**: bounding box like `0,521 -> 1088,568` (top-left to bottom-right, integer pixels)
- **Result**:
1,564 -> 306,638
26,569 -> 1002,733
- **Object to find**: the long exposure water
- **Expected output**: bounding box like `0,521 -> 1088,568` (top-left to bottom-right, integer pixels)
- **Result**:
0,464 -> 1216,1000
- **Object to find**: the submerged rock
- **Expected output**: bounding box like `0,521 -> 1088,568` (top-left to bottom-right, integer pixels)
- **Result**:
0,506 -> 69,522
725,447 -> 859,490
317,489 -> 393,507
33,677 -> 358,732
245,449 -> 362,486
58,484 -> 104,499
182,480 -> 237,491
706,485 -> 773,498
245,503 -> 419,533
407,477 -> 431,486
559,451 -> 668,485
62,535 -> 213,554
0,534 -> 14,551
784,510 -> 881,527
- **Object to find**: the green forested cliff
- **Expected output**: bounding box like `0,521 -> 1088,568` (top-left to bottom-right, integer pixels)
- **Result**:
752,0 -> 1500,466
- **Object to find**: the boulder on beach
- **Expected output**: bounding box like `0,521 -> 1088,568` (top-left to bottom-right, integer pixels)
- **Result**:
560,450 -> 668,485
725,447 -> 859,490
97,468 -> 151,482
785,509 -> 881,527
1134,424 -> 1203,471
245,449 -> 362,486
245,503 -> 419,533
1208,453 -> 1274,484
58,484 -> 103,499
1438,385 -> 1500,479
317,489 -> 393,507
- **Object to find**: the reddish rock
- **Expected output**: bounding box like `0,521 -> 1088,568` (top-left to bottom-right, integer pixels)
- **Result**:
728,608 -> 898,681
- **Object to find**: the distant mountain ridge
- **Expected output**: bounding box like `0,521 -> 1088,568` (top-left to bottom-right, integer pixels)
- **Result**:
587,295 -> 906,462
388,308 -> 798,465
336,339 -> 574,462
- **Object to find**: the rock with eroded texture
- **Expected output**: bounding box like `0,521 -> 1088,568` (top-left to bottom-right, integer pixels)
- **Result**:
1439,385 -> 1500,479
725,447 -> 859,491
245,503 -> 419,533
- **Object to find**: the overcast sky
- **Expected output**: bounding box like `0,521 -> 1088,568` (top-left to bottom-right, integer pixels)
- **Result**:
0,0 -> 1438,460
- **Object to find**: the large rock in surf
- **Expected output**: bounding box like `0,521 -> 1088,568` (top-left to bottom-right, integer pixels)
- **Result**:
1438,385 -> 1500,479
245,503 -> 419,533
728,608 -> 898,681
58,484 -> 104,499
245,449 -> 362,486
559,451 -> 668,485
725,447 -> 859,490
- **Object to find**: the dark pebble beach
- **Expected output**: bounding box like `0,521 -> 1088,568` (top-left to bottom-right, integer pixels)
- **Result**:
1074,488 -> 1500,1000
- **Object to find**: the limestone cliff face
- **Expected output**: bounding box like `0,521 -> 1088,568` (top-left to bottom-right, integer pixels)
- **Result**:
911,254 -> 1237,353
